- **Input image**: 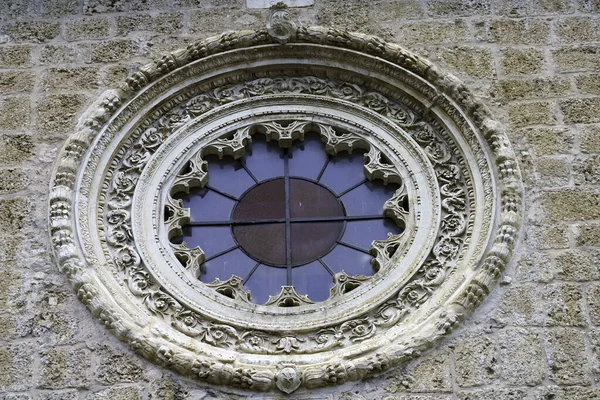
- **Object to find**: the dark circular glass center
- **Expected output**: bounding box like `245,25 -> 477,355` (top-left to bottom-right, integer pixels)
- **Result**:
231,178 -> 345,266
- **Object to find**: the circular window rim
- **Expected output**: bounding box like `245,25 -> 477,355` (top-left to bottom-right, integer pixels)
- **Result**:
140,98 -> 439,330
49,17 -> 523,394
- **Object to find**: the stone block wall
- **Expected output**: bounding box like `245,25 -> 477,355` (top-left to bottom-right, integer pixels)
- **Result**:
0,0 -> 599,398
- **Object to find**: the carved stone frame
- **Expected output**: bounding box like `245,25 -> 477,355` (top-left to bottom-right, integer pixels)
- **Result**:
49,15 -> 523,394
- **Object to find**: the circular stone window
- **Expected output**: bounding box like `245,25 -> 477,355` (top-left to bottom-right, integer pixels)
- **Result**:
49,6 -> 522,394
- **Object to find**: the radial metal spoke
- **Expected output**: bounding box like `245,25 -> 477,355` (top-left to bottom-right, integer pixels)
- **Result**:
206,184 -> 239,202
316,156 -> 330,182
284,148 -> 293,285
317,257 -> 335,277
337,240 -> 371,255
239,159 -> 259,184
188,214 -> 385,227
204,244 -> 239,262
243,261 -> 261,283
336,178 -> 368,198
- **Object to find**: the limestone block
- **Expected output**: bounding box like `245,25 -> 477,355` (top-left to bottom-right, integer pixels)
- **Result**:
501,48 -> 546,76
545,329 -> 591,385
542,189 -> 600,221
508,102 -> 557,127
65,18 -> 111,41
553,46 -> 600,73
560,97 -> 600,123
39,348 -> 92,389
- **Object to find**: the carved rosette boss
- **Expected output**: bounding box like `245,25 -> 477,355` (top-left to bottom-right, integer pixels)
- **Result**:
49,6 -> 523,394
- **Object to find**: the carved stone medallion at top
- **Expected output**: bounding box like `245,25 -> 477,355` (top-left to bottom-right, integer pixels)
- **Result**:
49,5 -> 522,394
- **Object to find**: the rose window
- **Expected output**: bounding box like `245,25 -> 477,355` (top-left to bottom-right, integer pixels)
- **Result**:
170,133 -> 403,304
49,6 -> 522,395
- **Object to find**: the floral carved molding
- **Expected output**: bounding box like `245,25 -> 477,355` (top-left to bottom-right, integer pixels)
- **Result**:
49,7 -> 523,394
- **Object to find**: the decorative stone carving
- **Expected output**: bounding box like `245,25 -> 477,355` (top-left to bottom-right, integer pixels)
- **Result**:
49,11 -> 522,395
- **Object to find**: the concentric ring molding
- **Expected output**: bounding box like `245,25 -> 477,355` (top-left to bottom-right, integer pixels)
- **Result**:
49,22 -> 523,394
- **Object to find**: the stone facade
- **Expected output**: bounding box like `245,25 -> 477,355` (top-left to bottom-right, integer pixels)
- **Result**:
0,0 -> 599,399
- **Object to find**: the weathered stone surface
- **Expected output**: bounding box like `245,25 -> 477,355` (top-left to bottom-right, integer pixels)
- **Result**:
577,74 -> 600,95
147,373 -> 188,399
576,223 -> 600,246
40,348 -> 92,389
0,1 -> 595,398
0,97 -> 30,131
86,387 -> 141,400
458,388 -> 531,400
533,387 -> 600,400
95,345 -> 144,384
83,0 -> 126,14
40,0 -> 79,18
560,97 -> 600,123
0,345 -> 35,391
494,283 -> 544,326
575,154 -> 600,185
494,77 -> 570,100
588,285 -> 600,326
189,8 -> 265,37
38,44 -> 88,65
498,327 -> 544,385
0,168 -> 29,194
508,102 -> 557,127
488,19 -> 550,44
116,12 -> 184,35
41,68 -> 100,91
553,46 -> 600,72
0,71 -> 33,94
426,0 -> 491,16
91,40 -> 140,63
579,0 -> 600,12
453,330 -> 498,387
0,198 -> 28,234
580,124 -> 600,152
386,348 -> 452,393
1,22 -> 59,43
542,189 -> 600,221
514,250 -> 553,282
393,20 -> 468,44
439,46 -> 494,78
368,1 -> 426,21
543,283 -> 586,327
37,391 -> 79,400
536,157 -> 570,187
0,134 -> 34,164
37,94 -> 88,136
545,329 -> 591,385
529,224 -> 569,250
556,17 -> 600,43
64,18 -> 111,41
501,48 -> 546,75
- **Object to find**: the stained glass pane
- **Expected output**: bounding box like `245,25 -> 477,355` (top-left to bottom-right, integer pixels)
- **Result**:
319,151 -> 366,195
292,261 -> 333,302
341,219 -> 401,249
244,264 -> 287,304
340,181 -> 399,216
288,133 -> 328,180
243,135 -> 285,181
322,245 -> 374,276
183,187 -> 236,222
204,156 -> 255,198
200,248 -> 256,283
178,226 -> 235,258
